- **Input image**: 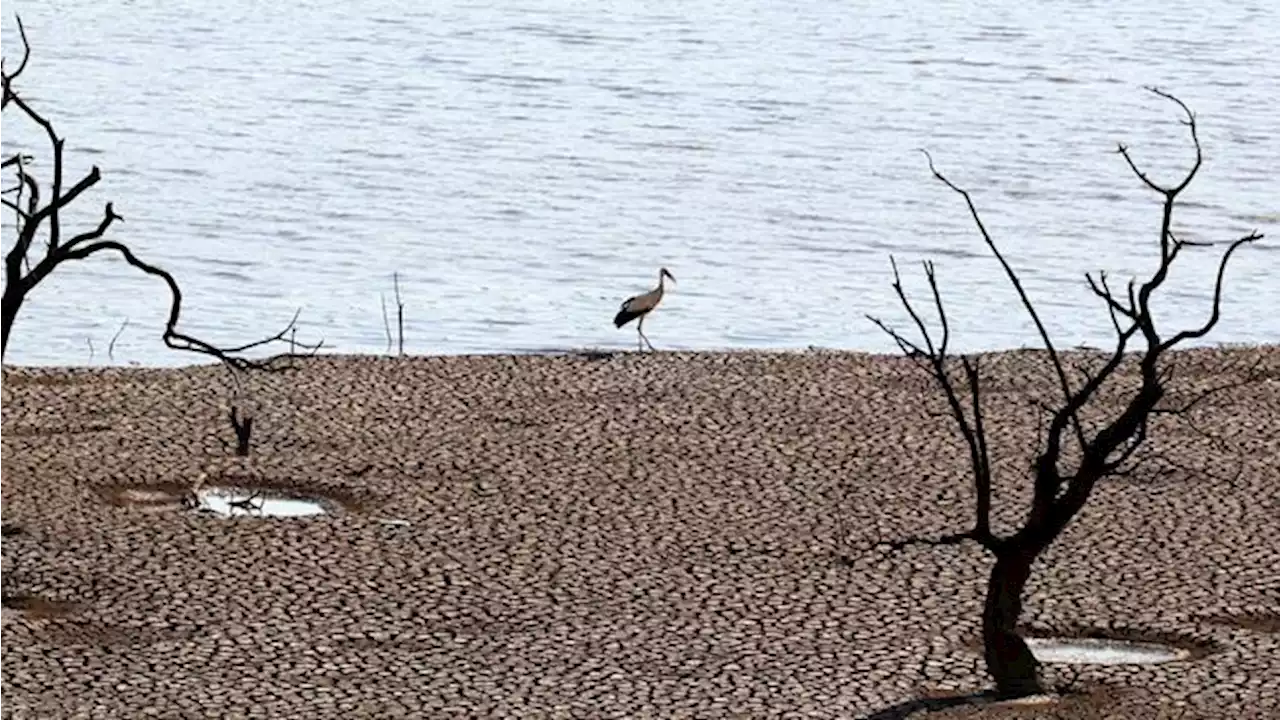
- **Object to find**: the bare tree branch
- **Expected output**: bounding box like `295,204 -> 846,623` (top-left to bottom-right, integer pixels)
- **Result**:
869,258 -> 1001,553
1115,87 -> 1202,201
1085,271 -> 1135,332
1,18 -> 322,368
53,240 -> 302,367
0,15 -> 31,100
920,149 -> 1086,453
1159,232 -> 1263,350
925,261 -> 950,356
962,356 -> 994,542
1,152 -> 34,168
1,198 -> 30,221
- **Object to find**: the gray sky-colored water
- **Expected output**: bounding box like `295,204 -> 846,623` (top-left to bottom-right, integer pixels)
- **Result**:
2,0 -> 1277,365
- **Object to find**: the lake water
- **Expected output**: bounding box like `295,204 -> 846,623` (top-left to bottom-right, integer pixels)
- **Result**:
2,0 -> 1277,366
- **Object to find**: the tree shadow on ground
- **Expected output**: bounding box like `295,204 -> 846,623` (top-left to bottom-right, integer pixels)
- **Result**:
859,692 -> 994,720
860,685 -> 1147,720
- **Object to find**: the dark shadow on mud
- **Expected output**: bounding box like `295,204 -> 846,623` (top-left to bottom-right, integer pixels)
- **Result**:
859,692 -> 994,720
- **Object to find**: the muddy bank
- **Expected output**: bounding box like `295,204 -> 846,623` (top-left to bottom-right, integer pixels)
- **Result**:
3,347 -> 1278,718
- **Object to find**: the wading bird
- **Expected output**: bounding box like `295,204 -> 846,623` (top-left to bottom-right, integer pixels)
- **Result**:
614,267 -> 675,352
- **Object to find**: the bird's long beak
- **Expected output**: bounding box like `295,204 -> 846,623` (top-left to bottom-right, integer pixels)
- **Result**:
663,270 -> 676,283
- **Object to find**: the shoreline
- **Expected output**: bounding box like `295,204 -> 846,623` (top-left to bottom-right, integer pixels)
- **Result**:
3,339 -> 1277,374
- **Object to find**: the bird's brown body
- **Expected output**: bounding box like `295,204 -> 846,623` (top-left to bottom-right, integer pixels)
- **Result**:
614,267 -> 674,351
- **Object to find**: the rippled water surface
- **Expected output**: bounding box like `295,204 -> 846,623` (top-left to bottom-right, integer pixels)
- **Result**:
2,1 -> 1277,365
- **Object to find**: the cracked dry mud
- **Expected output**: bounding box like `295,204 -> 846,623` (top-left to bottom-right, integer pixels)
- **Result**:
2,347 -> 1277,719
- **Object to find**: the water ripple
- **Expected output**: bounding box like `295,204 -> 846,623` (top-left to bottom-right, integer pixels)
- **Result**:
1,0 -> 1277,366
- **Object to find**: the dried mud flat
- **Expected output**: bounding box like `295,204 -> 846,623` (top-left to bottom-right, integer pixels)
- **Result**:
2,347 -> 1278,719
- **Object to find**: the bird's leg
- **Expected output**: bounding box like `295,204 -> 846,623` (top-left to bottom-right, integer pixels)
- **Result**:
638,315 -> 655,352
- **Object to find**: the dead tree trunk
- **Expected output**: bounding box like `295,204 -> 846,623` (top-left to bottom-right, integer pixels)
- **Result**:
229,407 -> 254,457
2,17 -> 319,368
983,550 -> 1039,696
1,286 -> 20,357
869,87 -> 1262,698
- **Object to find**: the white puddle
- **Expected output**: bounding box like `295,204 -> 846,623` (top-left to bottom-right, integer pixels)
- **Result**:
1026,637 -> 1189,665
195,487 -> 328,518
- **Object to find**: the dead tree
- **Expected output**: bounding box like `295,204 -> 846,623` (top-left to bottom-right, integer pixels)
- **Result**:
867,88 -> 1261,698
2,17 -> 318,366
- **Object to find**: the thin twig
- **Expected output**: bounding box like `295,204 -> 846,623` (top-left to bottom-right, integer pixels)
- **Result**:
393,271 -> 405,357
380,292 -> 393,354
107,317 -> 128,362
